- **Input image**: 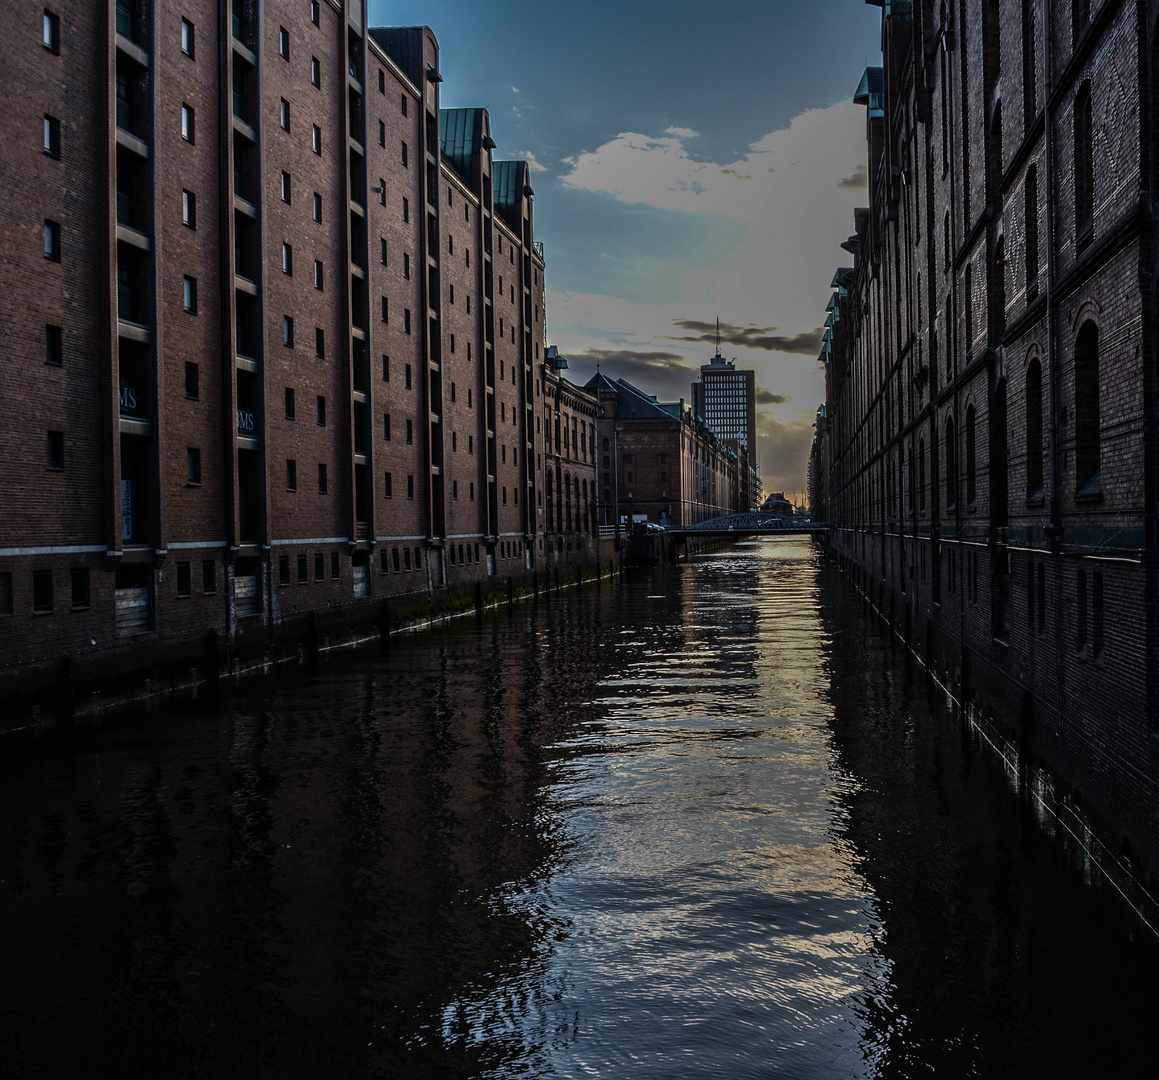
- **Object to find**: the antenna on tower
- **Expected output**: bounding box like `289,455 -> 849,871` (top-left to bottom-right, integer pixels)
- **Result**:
715,317 -> 721,359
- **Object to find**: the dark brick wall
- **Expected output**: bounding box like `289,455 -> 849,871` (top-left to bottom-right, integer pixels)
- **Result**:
822,0 -> 1159,890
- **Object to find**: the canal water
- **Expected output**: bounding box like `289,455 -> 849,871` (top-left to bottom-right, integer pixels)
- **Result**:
1,539 -> 1156,1078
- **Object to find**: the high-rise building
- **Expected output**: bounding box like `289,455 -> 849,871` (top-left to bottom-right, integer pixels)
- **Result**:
691,327 -> 758,505
0,2 -> 599,698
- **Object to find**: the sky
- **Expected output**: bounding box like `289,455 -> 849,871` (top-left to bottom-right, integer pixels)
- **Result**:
369,0 -> 883,499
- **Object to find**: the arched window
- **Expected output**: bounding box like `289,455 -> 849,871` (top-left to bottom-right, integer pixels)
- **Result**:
1074,81 -> 1093,246
1026,357 -> 1044,498
966,403 -> 978,507
564,471 -> 573,531
545,469 -> 554,531
994,236 -> 1006,336
1072,0 -> 1090,44
945,414 -> 958,510
1074,320 -> 1100,494
990,102 -> 1004,196
1025,163 -> 1039,289
1023,0 -> 1037,124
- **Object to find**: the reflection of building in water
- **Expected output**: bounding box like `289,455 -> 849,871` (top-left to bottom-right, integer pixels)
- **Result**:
0,4 -> 605,700
813,2 -> 1159,896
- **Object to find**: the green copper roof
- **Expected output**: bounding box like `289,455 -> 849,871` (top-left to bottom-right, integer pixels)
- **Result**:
440,108 -> 485,183
493,160 -> 525,230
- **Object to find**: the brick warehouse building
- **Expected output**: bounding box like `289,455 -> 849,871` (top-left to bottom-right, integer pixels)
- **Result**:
815,0 -> 1159,908
587,373 -> 743,530
0,1 -> 600,699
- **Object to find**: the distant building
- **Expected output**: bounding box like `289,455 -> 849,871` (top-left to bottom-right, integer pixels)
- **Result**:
587,373 -> 741,529
691,339 -> 759,506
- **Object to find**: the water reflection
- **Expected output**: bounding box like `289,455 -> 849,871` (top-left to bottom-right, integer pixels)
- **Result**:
0,540 -> 1155,1077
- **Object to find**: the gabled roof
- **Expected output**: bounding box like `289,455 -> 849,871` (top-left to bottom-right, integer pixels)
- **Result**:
854,66 -> 885,117
440,107 -> 487,184
493,160 -> 530,230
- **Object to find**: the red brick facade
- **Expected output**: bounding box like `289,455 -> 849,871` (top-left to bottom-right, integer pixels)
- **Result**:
0,2 -> 598,697
817,0 -> 1159,897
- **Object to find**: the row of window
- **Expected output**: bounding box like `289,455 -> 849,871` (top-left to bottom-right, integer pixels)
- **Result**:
284,460 -> 329,493
278,550 -> 342,586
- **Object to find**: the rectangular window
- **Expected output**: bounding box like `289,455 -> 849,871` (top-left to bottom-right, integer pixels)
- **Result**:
47,430 -> 64,470
378,180 -> 386,206
280,99 -> 290,130
401,93 -> 407,116
402,197 -> 409,222
314,259 -> 323,290
316,395 -> 326,426
279,555 -> 290,584
378,120 -> 385,146
182,189 -> 196,227
406,418 -> 413,444
32,569 -> 53,613
450,333 -> 455,353
453,480 -> 458,499
43,10 -> 60,52
45,324 -> 62,366
181,18 -> 194,56
313,191 -> 322,221
384,471 -> 393,497
186,447 -> 201,484
315,553 -> 324,580
401,141 -> 408,167
286,458 -> 297,490
383,413 -> 391,440
331,552 -> 340,578
282,243 -> 293,274
278,26 -> 289,58
310,1 -> 320,26
382,354 -> 390,381
283,315 -> 294,346
44,219 -> 60,261
44,115 -> 60,157
312,124 -> 321,154
298,554 -> 308,583
183,275 -> 197,312
404,309 -> 411,334
0,573 -> 11,617
381,295 -> 388,322
185,361 -> 199,399
176,561 -> 192,597
403,252 -> 410,279
315,326 -> 324,357
318,463 -> 327,493
285,387 -> 295,418
203,559 -> 217,593
379,69 -> 385,93
181,104 -> 194,142
407,474 -> 414,499
281,171 -> 291,202
310,56 -> 320,87
380,237 -> 387,263
405,363 -> 412,389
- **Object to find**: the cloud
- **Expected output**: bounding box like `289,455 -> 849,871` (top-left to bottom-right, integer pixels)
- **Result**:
516,150 -> 549,173
756,387 -> 788,405
667,319 -> 824,356
755,414 -> 816,497
558,103 -> 866,228
836,164 -> 867,191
